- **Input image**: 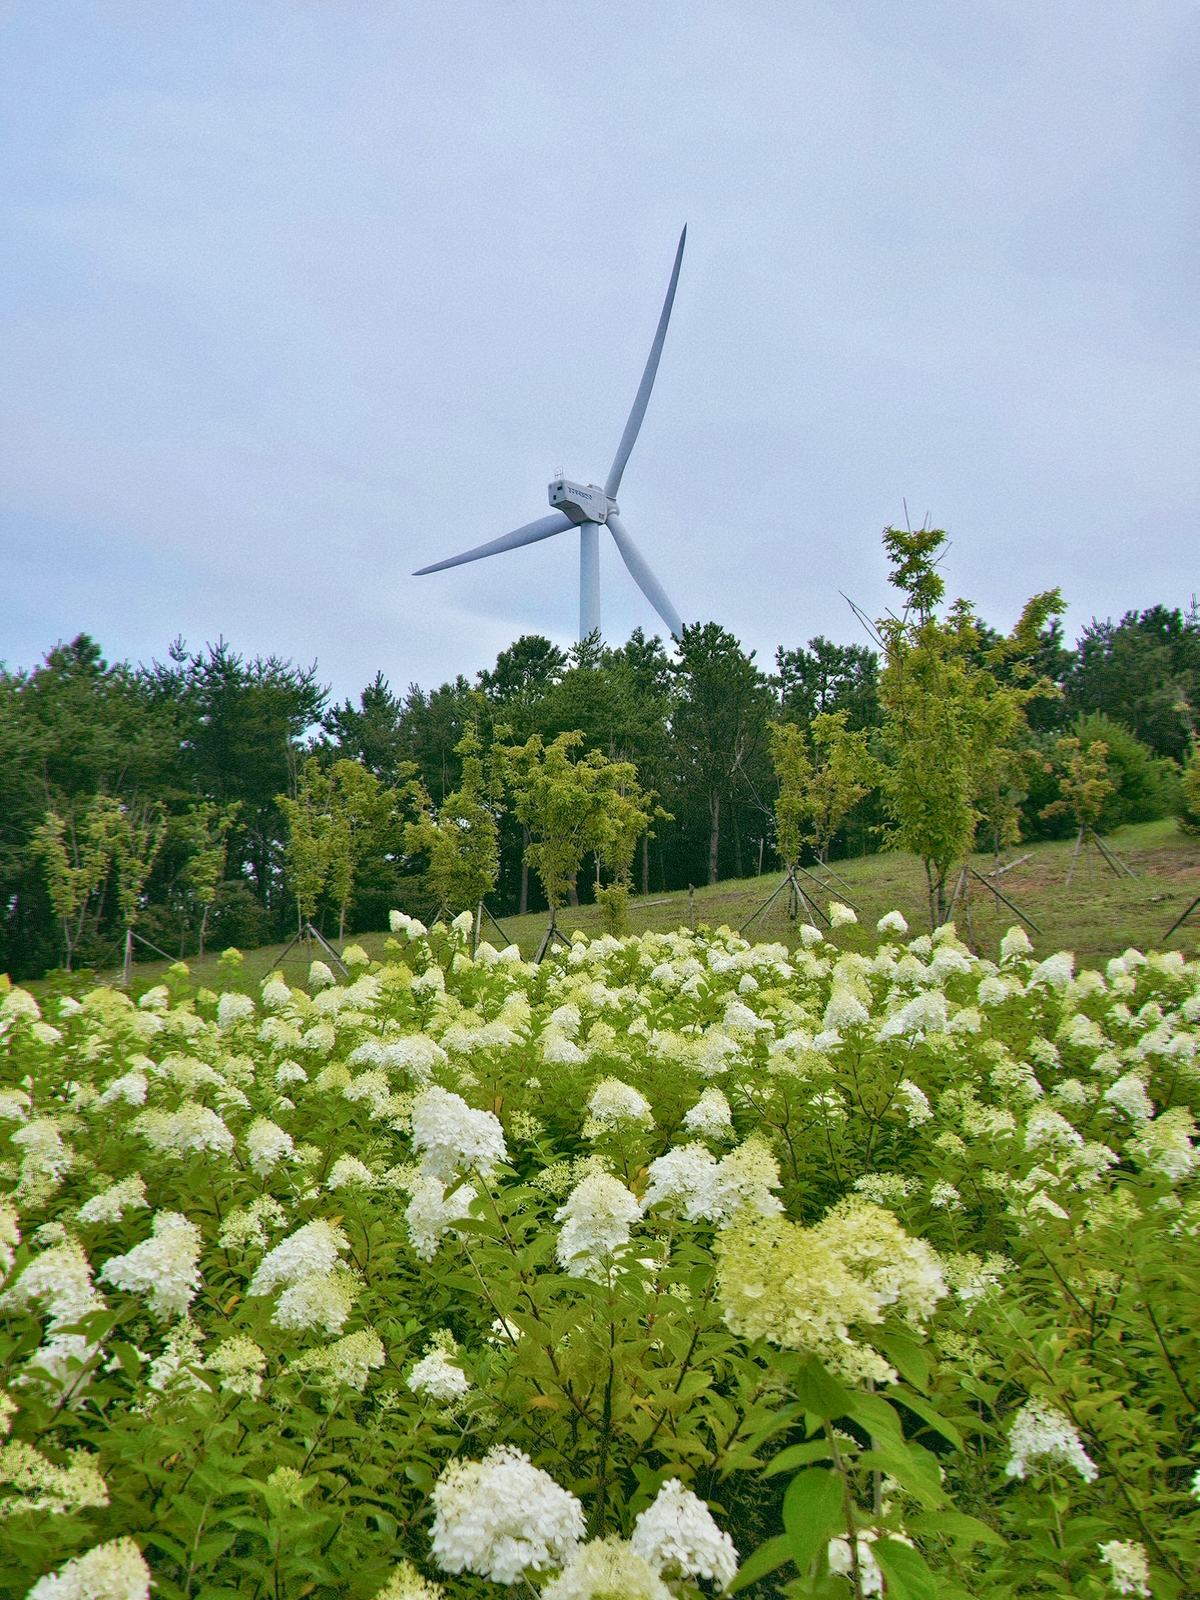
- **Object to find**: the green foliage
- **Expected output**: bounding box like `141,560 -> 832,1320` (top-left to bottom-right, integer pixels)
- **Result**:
496,731 -> 652,915
2,910 -> 1198,1597
771,714 -> 873,868
405,730 -> 501,918
876,526 -> 1064,927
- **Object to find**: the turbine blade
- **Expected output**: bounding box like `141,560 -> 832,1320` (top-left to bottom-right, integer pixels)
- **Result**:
606,514 -> 683,640
604,225 -> 687,500
413,512 -> 573,575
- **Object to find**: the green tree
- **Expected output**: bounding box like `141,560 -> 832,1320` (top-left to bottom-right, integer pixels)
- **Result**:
178,802 -> 240,958
770,712 -> 873,869
31,797 -> 122,971
671,623 -> 774,886
405,731 -> 501,920
876,525 -> 1063,928
109,802 -> 168,984
496,732 -> 651,931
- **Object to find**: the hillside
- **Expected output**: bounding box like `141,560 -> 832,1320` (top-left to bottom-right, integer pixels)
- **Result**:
67,817 -> 1200,996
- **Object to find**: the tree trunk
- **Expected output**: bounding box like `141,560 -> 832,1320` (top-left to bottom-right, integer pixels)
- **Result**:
339,905 -> 346,945
733,806 -> 743,879
519,824 -> 530,916
199,902 -> 209,960
567,874 -> 579,908
641,832 -> 650,896
708,793 -> 720,887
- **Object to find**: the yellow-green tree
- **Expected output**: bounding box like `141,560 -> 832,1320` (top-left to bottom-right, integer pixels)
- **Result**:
496,731 -> 651,934
180,801 -> 240,957
770,711 -> 873,868
405,731 -> 501,920
1179,746 -> 1200,836
876,525 -> 1063,928
31,798 -> 119,971
279,758 -> 414,942
111,802 -> 167,984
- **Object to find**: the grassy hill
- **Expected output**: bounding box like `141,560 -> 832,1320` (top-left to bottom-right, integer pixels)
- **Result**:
51,816 -> 1200,997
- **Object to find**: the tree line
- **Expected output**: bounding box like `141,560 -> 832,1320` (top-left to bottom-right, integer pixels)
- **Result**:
2,529 -> 1198,978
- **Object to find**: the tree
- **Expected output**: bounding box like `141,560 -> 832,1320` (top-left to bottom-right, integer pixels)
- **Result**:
31,798 -> 121,971
405,731 -> 501,920
110,802 -> 168,984
1065,604 -> 1200,760
875,525 -> 1063,928
179,802 -> 240,958
1040,738 -> 1115,835
775,636 -> 879,730
671,623 -> 774,886
496,732 -> 651,934
770,712 -> 873,868
279,757 -> 413,942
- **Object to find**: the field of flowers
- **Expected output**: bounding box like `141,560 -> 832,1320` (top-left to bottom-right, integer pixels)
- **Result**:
0,906 -> 1197,1599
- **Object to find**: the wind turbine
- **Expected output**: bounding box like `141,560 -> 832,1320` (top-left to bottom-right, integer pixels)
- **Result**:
414,227 -> 688,641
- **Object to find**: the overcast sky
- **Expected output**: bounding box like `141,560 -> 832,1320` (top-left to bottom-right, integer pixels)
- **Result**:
1,1 -> 1197,704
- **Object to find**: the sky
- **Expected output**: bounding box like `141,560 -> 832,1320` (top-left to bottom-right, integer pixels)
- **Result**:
1,0 -> 1197,706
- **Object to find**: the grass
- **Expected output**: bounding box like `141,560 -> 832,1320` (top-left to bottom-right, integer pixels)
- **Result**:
40,817 -> 1200,999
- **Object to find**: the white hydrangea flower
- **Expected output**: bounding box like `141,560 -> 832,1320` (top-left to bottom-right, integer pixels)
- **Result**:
1098,1541 -> 1151,1596
204,1334 -> 267,1397
629,1478 -> 738,1588
77,1175 -> 148,1227
978,974 -> 1013,1007
1029,951 -> 1075,991
26,1536 -> 151,1600
99,1212 -> 202,1320
828,902 -> 858,929
1005,1398 -> 1098,1481
1102,1074 -> 1155,1122
1024,1104 -> 1084,1152
294,1328 -> 385,1389
274,1060 -> 308,1088
878,991 -> 948,1039
96,1070 -> 149,1109
555,1172 -> 641,1279
895,1079 -> 933,1126
328,1155 -> 377,1190
823,987 -> 870,1031
248,1219 -> 349,1296
261,973 -> 292,1008
640,1139 -> 782,1226
217,991 -> 255,1028
431,1447 -> 584,1585
853,1173 -> 916,1205
133,1104 -> 234,1158
408,1347 -> 471,1403
145,1320 -> 211,1397
411,1087 -> 507,1180
12,1118 -> 73,1184
681,1087 -> 732,1137
245,1118 -> 294,1176
406,1175 -> 477,1261
1000,926 -> 1034,962
877,910 -> 908,935
1127,1107 -> 1196,1183
308,960 -> 336,990
930,1181 -> 964,1210
543,1538 -> 671,1600
273,1268 -> 359,1334
0,1088 -> 30,1121
1,988 -> 41,1022
828,1531 -> 884,1596
584,1078 -> 654,1136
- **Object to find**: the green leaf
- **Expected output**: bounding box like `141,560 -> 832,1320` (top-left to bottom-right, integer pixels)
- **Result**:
729,1534 -> 795,1593
762,1438 -> 834,1478
908,1511 -> 1005,1548
846,1390 -> 905,1447
891,1386 -> 964,1450
782,1469 -> 846,1576
858,1442 -> 945,1509
874,1537 -> 938,1600
881,1331 -> 930,1392
793,1357 -> 850,1419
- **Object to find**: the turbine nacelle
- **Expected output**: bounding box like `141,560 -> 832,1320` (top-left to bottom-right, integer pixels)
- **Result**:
548,479 -> 615,525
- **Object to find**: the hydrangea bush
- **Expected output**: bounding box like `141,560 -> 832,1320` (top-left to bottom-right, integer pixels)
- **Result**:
0,908 -> 1197,1598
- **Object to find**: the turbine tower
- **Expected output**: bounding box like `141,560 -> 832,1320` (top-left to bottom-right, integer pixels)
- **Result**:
414,227 -> 688,641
